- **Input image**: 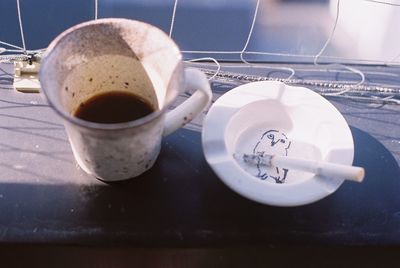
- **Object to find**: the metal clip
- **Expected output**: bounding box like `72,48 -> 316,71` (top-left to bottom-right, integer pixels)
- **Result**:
14,54 -> 41,93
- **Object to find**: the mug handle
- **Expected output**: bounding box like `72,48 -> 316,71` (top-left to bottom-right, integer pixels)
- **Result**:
163,68 -> 212,136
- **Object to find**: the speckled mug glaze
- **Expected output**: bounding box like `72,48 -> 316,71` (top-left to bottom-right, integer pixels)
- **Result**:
40,18 -> 211,181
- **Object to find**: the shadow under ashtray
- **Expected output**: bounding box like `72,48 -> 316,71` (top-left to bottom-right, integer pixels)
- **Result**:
225,99 -> 323,185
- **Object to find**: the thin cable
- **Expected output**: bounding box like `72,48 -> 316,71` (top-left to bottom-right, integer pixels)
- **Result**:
94,0 -> 98,20
180,1 -> 400,65
183,50 -> 238,54
199,68 -> 400,96
182,50 -> 400,65
240,0 -> 260,64
314,0 -> 340,65
321,64 -> 365,96
187,57 -> 221,80
314,0 -> 365,95
238,0 -> 295,80
324,94 -> 400,105
2,49 -> 23,53
191,61 -> 399,79
169,0 -> 179,37
16,0 -> 27,54
0,41 -> 23,50
363,0 -> 400,6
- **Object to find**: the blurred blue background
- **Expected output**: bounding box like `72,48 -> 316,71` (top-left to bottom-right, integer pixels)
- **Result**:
0,0 -> 357,62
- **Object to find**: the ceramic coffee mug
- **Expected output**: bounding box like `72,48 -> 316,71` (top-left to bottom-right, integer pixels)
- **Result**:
39,18 -> 212,181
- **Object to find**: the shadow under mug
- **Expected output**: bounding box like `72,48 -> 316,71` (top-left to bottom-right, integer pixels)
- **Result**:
39,18 -> 212,181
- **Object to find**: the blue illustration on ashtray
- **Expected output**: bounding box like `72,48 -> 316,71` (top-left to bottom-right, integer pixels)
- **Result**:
253,129 -> 291,184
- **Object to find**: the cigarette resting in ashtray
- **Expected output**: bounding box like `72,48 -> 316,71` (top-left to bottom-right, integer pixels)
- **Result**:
234,153 -> 365,183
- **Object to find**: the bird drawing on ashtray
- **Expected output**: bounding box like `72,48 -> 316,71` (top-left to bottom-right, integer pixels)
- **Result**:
253,129 -> 291,183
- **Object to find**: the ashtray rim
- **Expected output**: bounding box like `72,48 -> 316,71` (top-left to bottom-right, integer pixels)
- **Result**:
201,81 -> 354,207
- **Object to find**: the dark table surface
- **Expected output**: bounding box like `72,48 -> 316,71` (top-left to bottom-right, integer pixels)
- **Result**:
0,62 -> 399,251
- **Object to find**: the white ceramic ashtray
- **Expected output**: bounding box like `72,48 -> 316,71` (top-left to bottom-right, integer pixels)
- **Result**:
202,81 -> 355,207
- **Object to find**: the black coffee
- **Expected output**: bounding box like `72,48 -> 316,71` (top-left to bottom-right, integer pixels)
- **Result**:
74,91 -> 154,123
